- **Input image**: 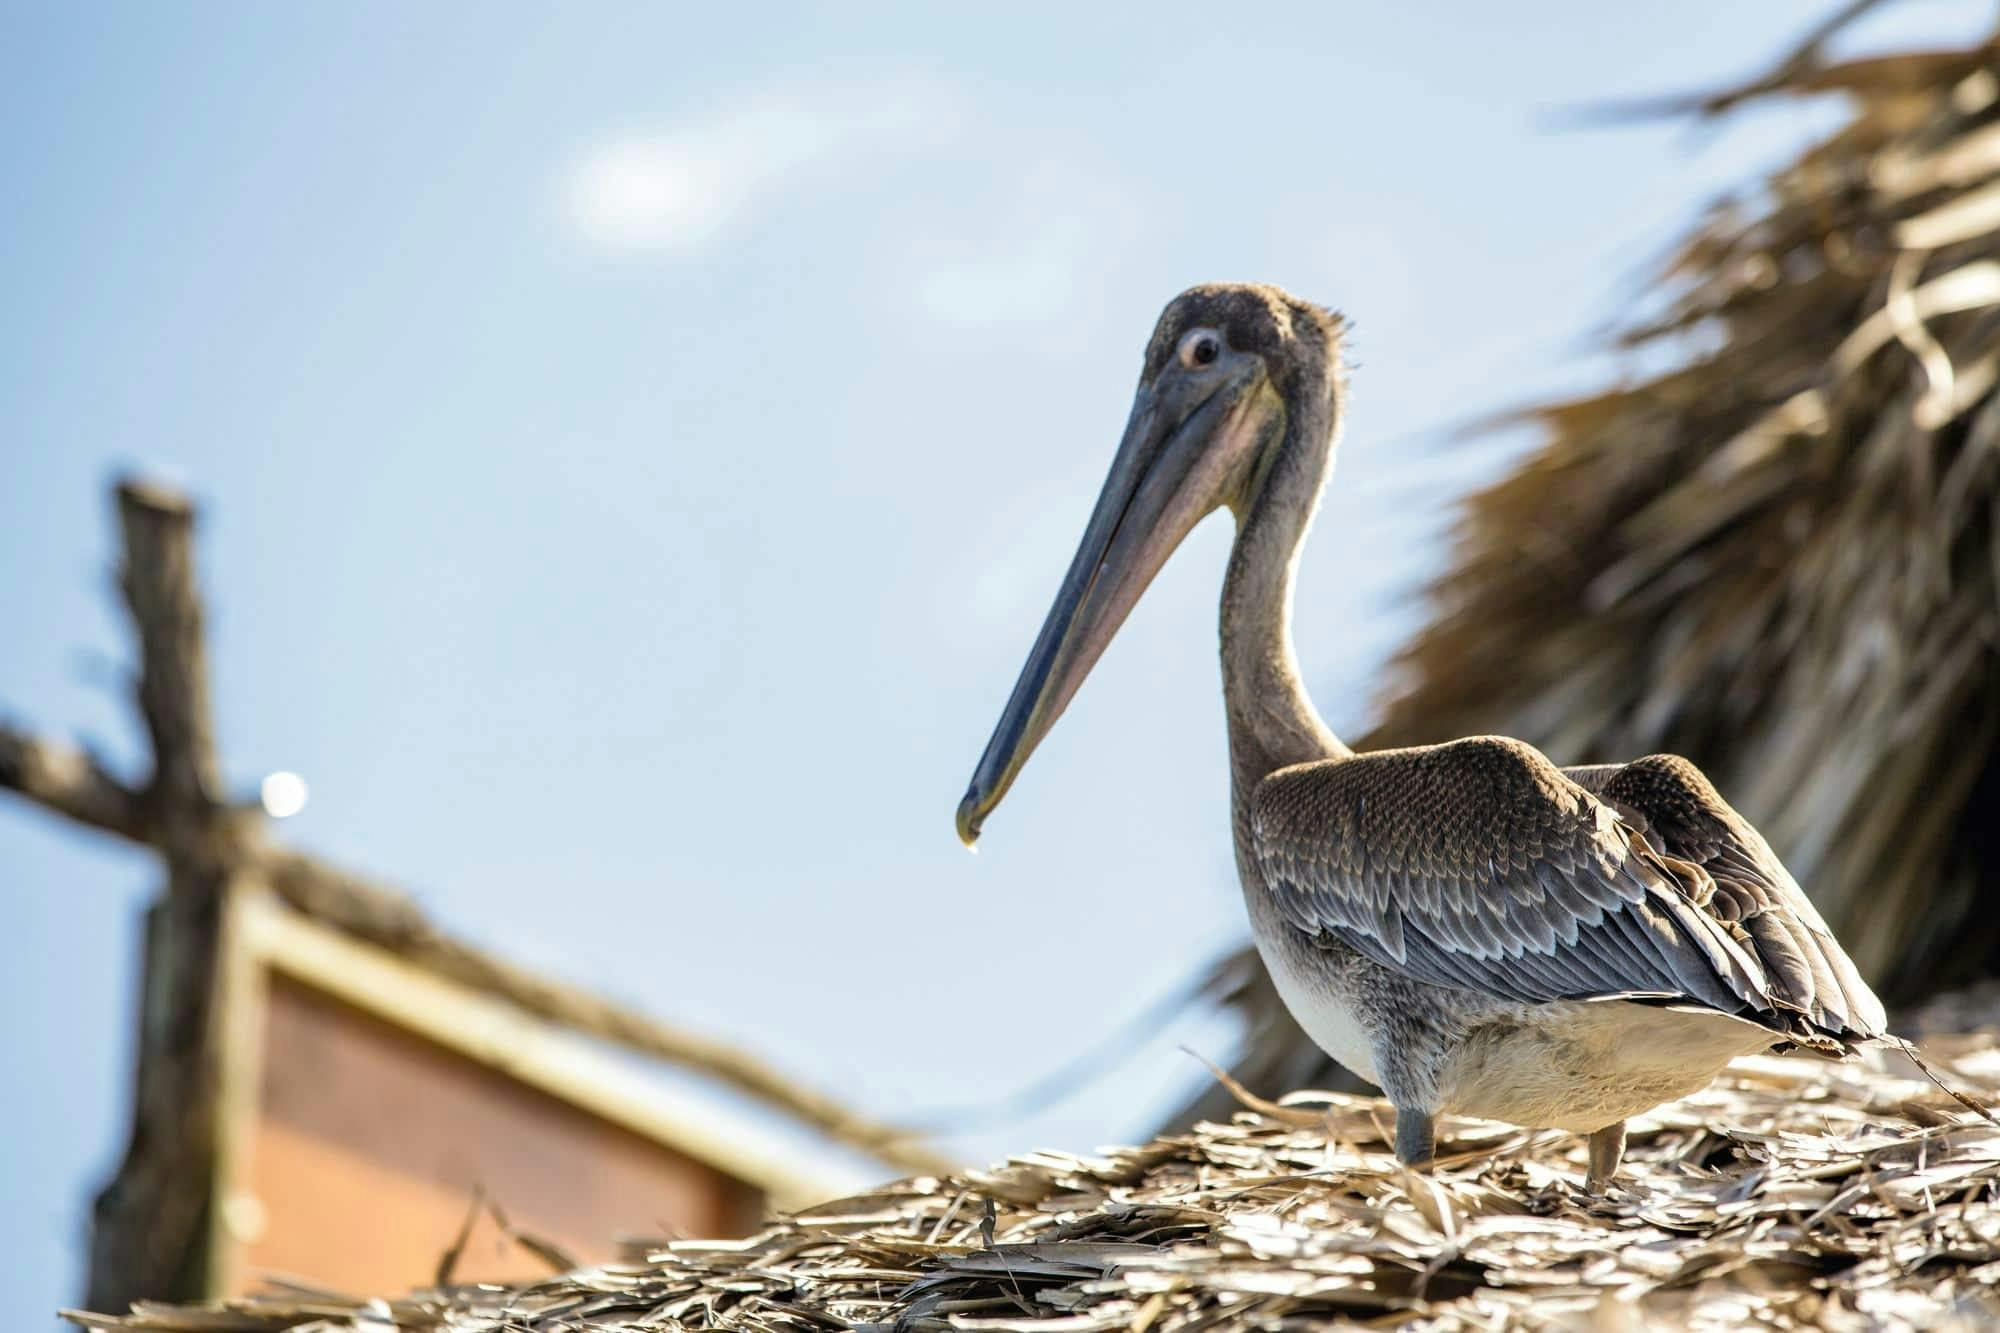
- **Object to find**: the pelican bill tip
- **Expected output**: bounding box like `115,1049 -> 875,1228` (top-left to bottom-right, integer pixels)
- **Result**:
955,788 -> 987,850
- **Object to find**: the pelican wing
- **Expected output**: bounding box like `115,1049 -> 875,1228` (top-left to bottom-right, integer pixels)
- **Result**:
1251,737 -> 1838,1037
1564,755 -> 1885,1038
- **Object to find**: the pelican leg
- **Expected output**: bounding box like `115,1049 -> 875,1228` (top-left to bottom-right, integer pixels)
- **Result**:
1394,1107 -> 1436,1170
1585,1122 -> 1626,1189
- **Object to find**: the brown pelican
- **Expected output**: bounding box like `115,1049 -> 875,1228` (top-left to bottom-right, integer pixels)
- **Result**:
957,283 -> 1885,1187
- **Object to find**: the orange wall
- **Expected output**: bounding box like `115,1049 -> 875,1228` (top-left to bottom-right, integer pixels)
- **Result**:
229,976 -> 762,1295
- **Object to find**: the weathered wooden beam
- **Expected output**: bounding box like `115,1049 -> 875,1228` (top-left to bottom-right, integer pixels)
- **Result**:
257,849 -> 952,1175
85,861 -> 234,1311
115,480 -> 223,846
0,726 -> 147,841
86,480 -> 235,1312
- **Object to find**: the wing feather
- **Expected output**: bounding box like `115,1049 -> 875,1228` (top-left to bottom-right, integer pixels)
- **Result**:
1565,754 -> 1885,1038
1250,737 -> 1868,1043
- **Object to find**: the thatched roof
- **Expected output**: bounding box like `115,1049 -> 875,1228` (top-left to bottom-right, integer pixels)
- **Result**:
1142,0 -> 2000,1188
1363,13 -> 2000,1008
64,1031 -> 2000,1331
1170,4 -> 2000,1132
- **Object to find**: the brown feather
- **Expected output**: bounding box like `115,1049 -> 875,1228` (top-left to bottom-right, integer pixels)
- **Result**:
1252,737 -> 1880,1047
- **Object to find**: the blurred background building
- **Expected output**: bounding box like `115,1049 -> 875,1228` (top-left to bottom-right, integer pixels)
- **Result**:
6,1 -> 1998,1326
5,483 -> 925,1304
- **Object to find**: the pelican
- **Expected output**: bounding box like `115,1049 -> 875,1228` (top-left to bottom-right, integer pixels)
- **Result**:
956,283 -> 1885,1187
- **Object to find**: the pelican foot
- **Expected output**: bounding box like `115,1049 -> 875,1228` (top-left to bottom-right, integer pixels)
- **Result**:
1394,1108 -> 1436,1171
1584,1122 -> 1627,1191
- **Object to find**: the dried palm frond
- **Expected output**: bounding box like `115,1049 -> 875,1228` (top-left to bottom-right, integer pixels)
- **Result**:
64,1038 -> 2000,1332
1174,5 -> 2000,1131
1372,16 -> 2000,1001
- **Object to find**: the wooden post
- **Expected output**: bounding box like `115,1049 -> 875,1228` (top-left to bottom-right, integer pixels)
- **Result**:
84,482 -> 247,1311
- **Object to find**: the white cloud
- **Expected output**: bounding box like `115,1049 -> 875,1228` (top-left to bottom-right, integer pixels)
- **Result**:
567,82 -> 959,254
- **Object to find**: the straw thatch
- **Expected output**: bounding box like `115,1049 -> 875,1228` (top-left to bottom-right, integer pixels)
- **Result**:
63,1028 -> 2000,1332
1168,5 -> 2000,1130
1367,14 -> 2000,1003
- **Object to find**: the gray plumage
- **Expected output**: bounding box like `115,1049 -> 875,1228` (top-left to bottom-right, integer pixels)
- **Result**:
1566,754 -> 1884,1039
1252,739 -> 1883,1050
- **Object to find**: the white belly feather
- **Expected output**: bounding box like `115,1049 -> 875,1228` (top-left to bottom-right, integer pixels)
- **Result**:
1252,916 -> 1777,1132
1441,1000 -> 1777,1132
1254,931 -> 1380,1085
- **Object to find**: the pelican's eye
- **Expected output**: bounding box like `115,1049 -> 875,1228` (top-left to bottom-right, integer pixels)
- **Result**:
1177,328 -> 1222,370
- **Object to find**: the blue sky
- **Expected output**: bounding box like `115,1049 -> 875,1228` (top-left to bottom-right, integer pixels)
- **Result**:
3,2 -> 1987,1323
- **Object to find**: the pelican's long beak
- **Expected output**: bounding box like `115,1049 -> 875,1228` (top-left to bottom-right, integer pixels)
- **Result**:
957,360 -> 1274,846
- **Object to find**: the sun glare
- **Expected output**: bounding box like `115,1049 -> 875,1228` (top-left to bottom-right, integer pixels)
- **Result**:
260,770 -> 309,819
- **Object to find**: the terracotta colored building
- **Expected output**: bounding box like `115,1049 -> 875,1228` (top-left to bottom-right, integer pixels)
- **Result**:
208,889 -> 880,1295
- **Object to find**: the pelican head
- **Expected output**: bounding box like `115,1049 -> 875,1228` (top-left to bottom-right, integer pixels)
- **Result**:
957,283 -> 1345,846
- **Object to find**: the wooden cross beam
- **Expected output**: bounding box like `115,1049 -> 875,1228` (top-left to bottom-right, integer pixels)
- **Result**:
1,479 -> 947,1309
